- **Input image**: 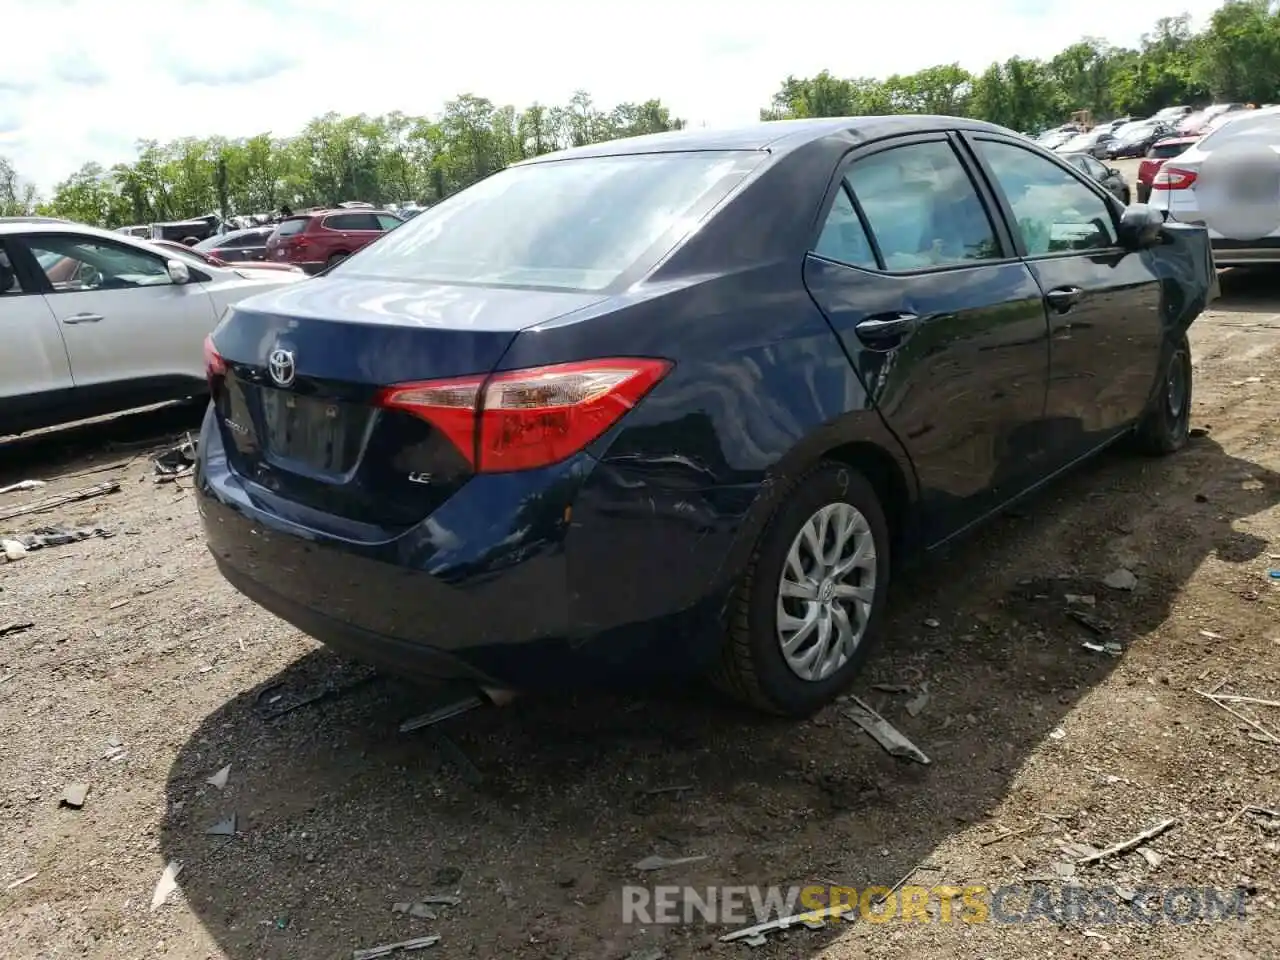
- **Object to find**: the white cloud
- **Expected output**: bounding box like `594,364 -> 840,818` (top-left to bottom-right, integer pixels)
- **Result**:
0,0 -> 1226,194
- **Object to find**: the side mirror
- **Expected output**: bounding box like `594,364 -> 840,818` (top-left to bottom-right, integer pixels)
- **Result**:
166,258 -> 191,284
1118,204 -> 1165,249
1107,167 -> 1122,177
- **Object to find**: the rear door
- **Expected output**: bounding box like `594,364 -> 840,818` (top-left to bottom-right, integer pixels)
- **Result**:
0,239 -> 73,408
964,134 -> 1163,462
18,232 -> 219,387
323,212 -> 383,252
802,133 -> 1052,542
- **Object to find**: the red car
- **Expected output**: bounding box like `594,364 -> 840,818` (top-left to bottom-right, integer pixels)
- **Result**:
150,239 -> 305,274
264,209 -> 403,274
1136,137 -> 1199,203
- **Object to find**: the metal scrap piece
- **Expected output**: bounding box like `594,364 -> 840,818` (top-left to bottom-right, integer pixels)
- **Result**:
845,696 -> 930,764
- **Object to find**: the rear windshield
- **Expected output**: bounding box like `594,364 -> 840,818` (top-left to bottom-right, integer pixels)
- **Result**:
1199,113 -> 1280,151
329,151 -> 763,291
275,217 -> 309,237
1148,141 -> 1190,159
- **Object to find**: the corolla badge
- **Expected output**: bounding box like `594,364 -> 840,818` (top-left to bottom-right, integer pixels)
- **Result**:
268,347 -> 296,387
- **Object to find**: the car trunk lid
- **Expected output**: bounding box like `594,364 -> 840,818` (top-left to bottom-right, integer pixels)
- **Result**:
208,277 -> 607,529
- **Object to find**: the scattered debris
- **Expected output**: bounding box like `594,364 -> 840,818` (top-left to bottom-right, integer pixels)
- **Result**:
60,783 -> 89,809
5,872 -> 36,890
979,823 -> 1038,846
1067,609 -> 1111,634
1246,805 -> 1280,819
1065,593 -> 1096,606
393,901 -> 438,919
1194,688 -> 1280,745
643,784 -> 695,796
1103,568 -> 1138,591
633,854 -> 708,872
845,696 -> 930,764
206,764 -> 231,790
206,814 -> 237,836
1049,727 -> 1067,741
0,479 -> 120,523
4,526 -> 110,552
1212,694 -> 1280,708
626,948 -> 666,960
2,539 -> 26,561
153,437 -> 196,476
1060,842 -> 1102,859
870,683 -> 913,694
398,693 -> 486,733
720,905 -> 844,946
0,621 -> 34,637
1076,819 -> 1178,865
415,895 -> 461,907
905,683 -> 931,718
108,598 -> 131,610
150,861 -> 182,911
1082,641 -> 1124,657
352,935 -> 440,959
496,877 -> 516,909
922,618 -> 940,628
1139,847 -> 1164,869
257,672 -> 378,720
0,480 -> 45,495
1200,629 -> 1224,640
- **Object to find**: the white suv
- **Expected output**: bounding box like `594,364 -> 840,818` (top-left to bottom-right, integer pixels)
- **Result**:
0,220 -> 306,435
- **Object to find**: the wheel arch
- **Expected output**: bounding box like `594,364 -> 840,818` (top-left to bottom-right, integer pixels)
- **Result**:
711,415 -> 920,597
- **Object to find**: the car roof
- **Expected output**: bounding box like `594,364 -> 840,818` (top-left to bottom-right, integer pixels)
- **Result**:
0,220 -> 230,266
517,115 -> 1014,164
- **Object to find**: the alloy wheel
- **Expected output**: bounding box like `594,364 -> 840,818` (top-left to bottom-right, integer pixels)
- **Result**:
775,502 -> 877,682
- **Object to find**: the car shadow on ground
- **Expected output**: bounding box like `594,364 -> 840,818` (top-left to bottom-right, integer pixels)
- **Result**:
1211,267 -> 1280,318
157,422 -> 1280,959
0,400 -> 203,488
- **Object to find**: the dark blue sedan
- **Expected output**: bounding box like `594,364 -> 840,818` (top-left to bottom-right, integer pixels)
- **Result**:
196,116 -> 1217,716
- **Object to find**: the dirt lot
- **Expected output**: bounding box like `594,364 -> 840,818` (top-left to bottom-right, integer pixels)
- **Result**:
3,266 -> 1280,959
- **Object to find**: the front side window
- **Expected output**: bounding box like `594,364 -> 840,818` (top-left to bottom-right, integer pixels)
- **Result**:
976,140 -> 1118,256
25,236 -> 172,292
812,186 -> 877,269
331,151 -> 761,291
846,140 -> 1001,271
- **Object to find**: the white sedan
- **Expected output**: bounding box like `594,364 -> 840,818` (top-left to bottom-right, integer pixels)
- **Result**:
0,219 -> 307,435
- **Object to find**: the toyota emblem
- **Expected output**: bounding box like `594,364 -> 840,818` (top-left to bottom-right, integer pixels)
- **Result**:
268,347 -> 296,387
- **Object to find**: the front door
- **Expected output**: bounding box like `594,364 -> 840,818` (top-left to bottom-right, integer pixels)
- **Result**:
17,233 -> 218,388
965,135 -> 1164,462
802,134 -> 1052,544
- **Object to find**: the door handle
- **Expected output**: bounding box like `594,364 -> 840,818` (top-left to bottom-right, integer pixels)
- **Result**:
62,313 -> 103,324
1045,286 -> 1082,313
855,312 -> 920,342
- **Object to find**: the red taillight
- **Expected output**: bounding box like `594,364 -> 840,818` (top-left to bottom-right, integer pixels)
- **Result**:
1153,166 -> 1197,190
376,358 -> 673,473
203,335 -> 226,389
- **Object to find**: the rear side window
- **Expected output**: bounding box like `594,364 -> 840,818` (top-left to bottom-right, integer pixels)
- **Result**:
812,186 -> 876,269
846,140 -> 1001,271
0,246 -> 26,294
330,151 -> 762,291
275,217 -> 309,236
324,213 -> 379,231
375,214 -> 401,230
976,140 -> 1118,256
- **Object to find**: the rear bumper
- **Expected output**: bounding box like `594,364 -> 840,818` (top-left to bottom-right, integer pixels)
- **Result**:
195,406 -> 743,689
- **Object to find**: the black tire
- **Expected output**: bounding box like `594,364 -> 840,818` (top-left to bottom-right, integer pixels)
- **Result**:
710,462 -> 891,716
1133,332 -> 1192,455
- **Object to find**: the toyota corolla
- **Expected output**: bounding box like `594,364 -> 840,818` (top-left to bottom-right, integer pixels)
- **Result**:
196,117 -> 1217,716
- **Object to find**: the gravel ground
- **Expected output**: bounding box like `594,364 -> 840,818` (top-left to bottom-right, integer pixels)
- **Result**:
2,264 -> 1280,960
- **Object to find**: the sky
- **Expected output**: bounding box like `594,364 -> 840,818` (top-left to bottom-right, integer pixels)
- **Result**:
0,0 -> 1227,195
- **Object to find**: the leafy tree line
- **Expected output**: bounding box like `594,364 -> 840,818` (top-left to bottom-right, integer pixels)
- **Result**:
764,1 -> 1280,131
2,0 -> 1278,229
